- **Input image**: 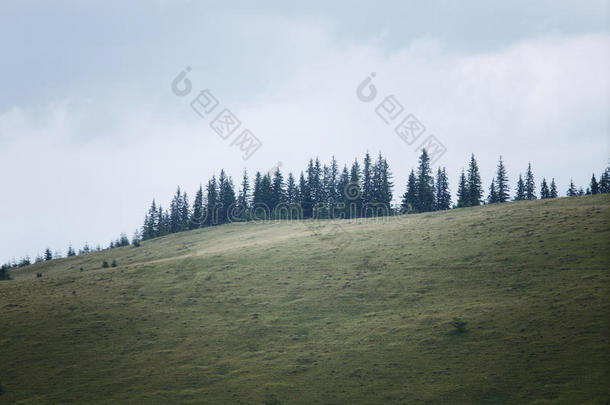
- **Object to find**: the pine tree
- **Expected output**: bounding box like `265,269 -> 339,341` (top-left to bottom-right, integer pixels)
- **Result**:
487,179 -> 498,204
67,244 -> 76,257
550,178 -> 558,198
271,168 -> 285,213
157,206 -> 169,235
44,248 -> 53,261
142,200 -> 158,239
348,159 -> 362,218
362,152 -> 373,214
577,187 -> 585,196
373,152 -> 393,213
466,154 -> 482,206
180,192 -> 190,230
299,171 -> 312,218
600,169 -> 610,194
402,169 -> 418,213
169,187 -> 183,233
190,186 -> 204,229
328,156 -> 339,205
524,163 -> 536,200
416,149 -> 435,212
206,176 -> 218,225
540,178 -> 550,199
456,170 -> 468,208
514,174 -> 525,200
336,165 -> 350,219
285,172 -> 297,205
218,169 -> 236,223
237,170 -> 250,217
495,156 -> 510,203
435,167 -> 451,210
590,174 -> 599,195
567,179 -> 577,197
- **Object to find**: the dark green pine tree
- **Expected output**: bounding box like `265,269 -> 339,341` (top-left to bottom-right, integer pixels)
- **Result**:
374,153 -> 393,213
180,192 -> 190,230
524,163 -> 536,200
336,165 -> 350,219
67,244 -> 76,257
495,156 -> 510,203
218,170 -> 236,224
540,178 -> 550,199
466,154 -> 482,206
362,152 -> 373,215
299,171 -> 312,218
550,178 -> 558,198
237,170 -> 250,218
190,186 -> 204,229
514,174 -> 525,200
600,168 -> 610,193
307,159 -> 323,217
566,179 -> 577,197
402,169 -> 418,213
434,167 -> 451,210
271,168 -> 285,216
416,149 -> 435,212
487,178 -> 498,204
328,156 -> 339,205
169,187 -> 183,233
44,248 -> 53,261
348,160 -> 362,218
142,199 -> 158,239
285,173 -> 297,205
456,170 -> 468,208
590,174 -> 599,194
206,176 -> 219,225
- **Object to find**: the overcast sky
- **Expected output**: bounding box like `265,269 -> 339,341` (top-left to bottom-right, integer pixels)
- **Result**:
1,0 -> 609,262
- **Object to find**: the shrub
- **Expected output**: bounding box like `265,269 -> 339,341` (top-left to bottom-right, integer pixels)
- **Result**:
36,272 -> 43,278
111,259 -> 118,268
451,317 -> 468,333
102,261 -> 109,268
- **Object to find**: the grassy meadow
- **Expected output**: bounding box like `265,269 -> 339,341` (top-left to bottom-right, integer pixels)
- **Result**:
1,195 -> 609,404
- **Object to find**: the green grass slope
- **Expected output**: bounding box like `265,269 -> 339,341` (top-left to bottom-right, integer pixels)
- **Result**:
1,195 -> 609,404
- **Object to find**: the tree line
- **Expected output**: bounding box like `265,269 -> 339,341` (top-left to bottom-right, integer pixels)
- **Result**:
2,150 -> 609,276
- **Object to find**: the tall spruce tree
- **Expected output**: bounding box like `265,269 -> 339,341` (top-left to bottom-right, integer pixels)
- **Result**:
456,170 -> 468,208
349,159 -> 362,218
514,174 -> 525,200
567,179 -> 577,197
416,149 -> 435,212
550,178 -> 558,198
271,168 -> 285,214
336,165 -> 350,219
362,152 -> 373,214
524,163 -> 536,200
435,167 -> 451,210
206,176 -> 218,225
218,170 -> 236,223
180,192 -> 190,230
590,174 -> 599,194
466,154 -> 482,206
237,170 -> 250,218
495,156 -> 509,203
487,178 -> 498,204
299,171 -> 312,218
374,152 -> 393,212
540,178 -> 550,199
286,173 -> 297,205
600,168 -> 610,193
169,187 -> 183,233
190,186 -> 204,229
402,169 -> 418,213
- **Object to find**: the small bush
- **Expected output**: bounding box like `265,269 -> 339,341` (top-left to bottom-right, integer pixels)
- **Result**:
102,261 -> 109,268
133,240 -> 141,247
0,382 -> 4,395
36,272 -> 43,278
451,317 -> 468,333
111,259 -> 118,268
79,267 -> 84,272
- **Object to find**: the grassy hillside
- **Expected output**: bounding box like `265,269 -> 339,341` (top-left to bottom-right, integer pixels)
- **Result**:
1,195 -> 609,404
